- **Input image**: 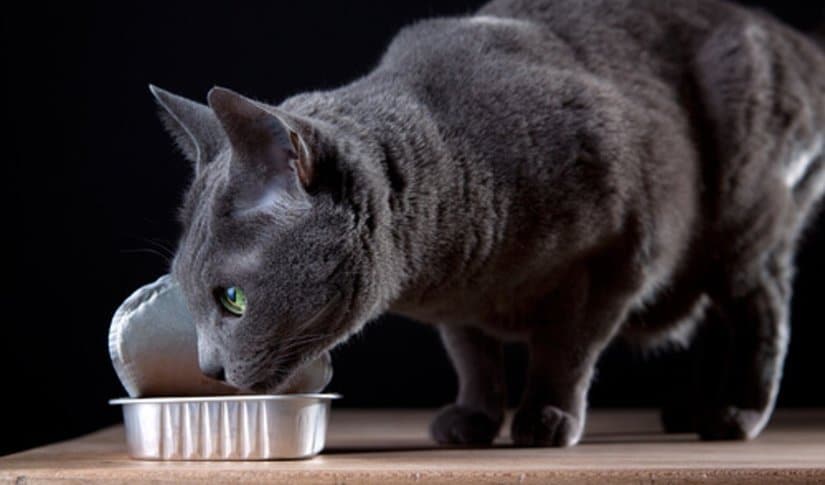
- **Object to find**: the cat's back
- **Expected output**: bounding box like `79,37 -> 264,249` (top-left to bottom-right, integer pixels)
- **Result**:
480,0 -> 824,90
368,0 -> 742,154
479,0 -> 762,89
380,0 -> 822,102
480,0 -> 734,57
378,0 -> 730,88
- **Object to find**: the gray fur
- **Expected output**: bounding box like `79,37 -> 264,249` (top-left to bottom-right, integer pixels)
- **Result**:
156,0 -> 825,447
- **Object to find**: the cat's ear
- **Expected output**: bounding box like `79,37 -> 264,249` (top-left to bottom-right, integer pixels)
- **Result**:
207,86 -> 318,212
149,85 -> 224,170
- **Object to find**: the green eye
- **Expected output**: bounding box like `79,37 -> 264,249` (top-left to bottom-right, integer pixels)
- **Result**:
218,286 -> 246,316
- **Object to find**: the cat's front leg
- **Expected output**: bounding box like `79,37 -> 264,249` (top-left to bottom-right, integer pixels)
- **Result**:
430,324 -> 506,445
511,266 -> 638,447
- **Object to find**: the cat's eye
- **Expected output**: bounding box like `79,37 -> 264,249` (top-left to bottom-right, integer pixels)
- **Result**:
218,286 -> 246,316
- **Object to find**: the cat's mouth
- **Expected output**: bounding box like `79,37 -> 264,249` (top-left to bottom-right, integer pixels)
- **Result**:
244,352 -> 326,394
239,295 -> 343,393
247,378 -> 283,394
224,349 -> 303,393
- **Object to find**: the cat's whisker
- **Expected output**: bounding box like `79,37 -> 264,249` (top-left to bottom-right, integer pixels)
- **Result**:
277,332 -> 334,346
120,248 -> 173,265
275,330 -> 335,344
142,237 -> 176,257
274,333 -> 334,354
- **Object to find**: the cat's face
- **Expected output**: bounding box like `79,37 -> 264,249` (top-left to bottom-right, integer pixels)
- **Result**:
153,86 -> 376,392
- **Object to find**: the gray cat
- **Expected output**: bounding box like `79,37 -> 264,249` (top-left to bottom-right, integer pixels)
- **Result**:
153,0 -> 825,447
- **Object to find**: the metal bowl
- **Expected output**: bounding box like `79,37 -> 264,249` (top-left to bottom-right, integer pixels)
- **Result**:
110,393 -> 340,460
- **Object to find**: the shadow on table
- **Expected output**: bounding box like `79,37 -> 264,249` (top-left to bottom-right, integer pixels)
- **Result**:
323,432 -> 697,454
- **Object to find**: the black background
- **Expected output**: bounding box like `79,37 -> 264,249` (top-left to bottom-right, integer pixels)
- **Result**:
2,1 -> 823,456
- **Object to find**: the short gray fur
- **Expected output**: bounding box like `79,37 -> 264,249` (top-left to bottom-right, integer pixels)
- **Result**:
154,0 -> 825,447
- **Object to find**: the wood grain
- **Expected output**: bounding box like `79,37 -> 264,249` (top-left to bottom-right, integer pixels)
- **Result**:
2,409 -> 824,484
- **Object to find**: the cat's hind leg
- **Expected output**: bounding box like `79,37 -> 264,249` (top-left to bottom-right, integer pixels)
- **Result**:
687,15 -> 820,440
659,304 -> 732,434
430,324 -> 507,445
695,242 -> 793,440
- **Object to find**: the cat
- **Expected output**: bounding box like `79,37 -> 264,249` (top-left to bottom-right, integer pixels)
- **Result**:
153,0 -> 825,447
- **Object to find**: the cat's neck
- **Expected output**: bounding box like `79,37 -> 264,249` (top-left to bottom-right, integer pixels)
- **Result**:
283,79 -> 469,312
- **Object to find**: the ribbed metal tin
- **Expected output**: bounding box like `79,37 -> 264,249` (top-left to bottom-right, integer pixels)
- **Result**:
110,394 -> 340,460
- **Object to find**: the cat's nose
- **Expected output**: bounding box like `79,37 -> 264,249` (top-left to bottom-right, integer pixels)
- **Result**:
201,363 -> 226,381
197,337 -> 226,381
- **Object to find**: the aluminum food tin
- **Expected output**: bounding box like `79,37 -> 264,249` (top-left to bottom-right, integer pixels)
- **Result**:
110,394 -> 340,460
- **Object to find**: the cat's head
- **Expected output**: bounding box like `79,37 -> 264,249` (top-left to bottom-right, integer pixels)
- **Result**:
152,85 -> 387,392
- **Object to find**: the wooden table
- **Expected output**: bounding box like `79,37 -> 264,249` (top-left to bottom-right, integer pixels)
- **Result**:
2,409 -> 824,484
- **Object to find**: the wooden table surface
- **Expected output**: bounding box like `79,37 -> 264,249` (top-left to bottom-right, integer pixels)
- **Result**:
2,409 -> 824,484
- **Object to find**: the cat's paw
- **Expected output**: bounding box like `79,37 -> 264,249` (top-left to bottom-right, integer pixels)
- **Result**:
697,406 -> 767,441
511,405 -> 582,447
660,403 -> 695,434
430,404 -> 502,445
